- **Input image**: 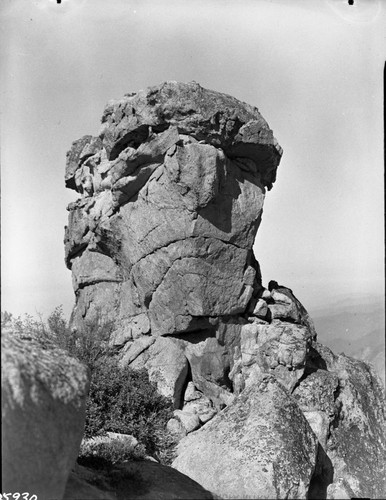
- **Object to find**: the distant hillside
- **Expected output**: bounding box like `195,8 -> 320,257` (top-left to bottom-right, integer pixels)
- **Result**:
310,295 -> 385,385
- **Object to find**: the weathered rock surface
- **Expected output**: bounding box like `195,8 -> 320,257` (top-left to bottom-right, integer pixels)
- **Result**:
1,327 -> 89,500
173,375 -> 320,499
240,318 -> 313,392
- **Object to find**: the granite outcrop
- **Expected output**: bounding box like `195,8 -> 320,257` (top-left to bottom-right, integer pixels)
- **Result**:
64,82 -> 386,499
65,81 -> 282,339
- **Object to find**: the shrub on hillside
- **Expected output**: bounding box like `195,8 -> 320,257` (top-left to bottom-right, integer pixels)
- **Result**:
46,306 -> 115,371
2,310 -> 50,341
85,356 -> 175,461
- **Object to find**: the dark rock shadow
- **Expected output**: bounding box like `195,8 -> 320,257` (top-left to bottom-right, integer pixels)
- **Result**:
306,345 -> 328,373
169,328 -> 217,344
307,443 -> 334,499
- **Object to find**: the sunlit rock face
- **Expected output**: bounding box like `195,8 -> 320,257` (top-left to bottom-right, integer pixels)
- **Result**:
64,81 -> 282,337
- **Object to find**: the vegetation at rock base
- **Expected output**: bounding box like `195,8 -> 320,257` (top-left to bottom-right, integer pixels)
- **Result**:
1,307 -> 177,465
78,437 -> 147,468
83,356 -> 176,462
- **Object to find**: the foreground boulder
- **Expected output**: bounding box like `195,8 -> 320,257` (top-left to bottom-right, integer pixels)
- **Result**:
1,327 -> 89,500
173,374 -> 321,499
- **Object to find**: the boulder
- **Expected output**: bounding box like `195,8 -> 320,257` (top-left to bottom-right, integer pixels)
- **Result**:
183,381 -> 202,402
167,418 -> 187,439
182,388 -> 217,424
172,375 -> 319,499
1,328 -> 89,500
173,409 -> 201,434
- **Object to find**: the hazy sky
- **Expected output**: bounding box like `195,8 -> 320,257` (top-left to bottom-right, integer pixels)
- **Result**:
1,0 -> 385,319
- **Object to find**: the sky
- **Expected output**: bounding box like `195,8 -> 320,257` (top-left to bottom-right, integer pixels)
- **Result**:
1,0 -> 385,321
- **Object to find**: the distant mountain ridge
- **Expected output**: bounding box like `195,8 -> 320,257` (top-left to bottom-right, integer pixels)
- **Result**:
311,295 -> 385,385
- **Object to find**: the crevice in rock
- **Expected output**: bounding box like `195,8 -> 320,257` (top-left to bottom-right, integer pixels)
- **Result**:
290,370 -> 309,395
178,361 -> 193,410
152,123 -> 170,134
307,443 -> 334,499
273,316 -> 300,326
133,235 -> 245,268
330,380 -> 343,432
167,328 -> 217,344
108,123 -> 172,163
76,277 -> 123,290
306,344 -> 328,371
109,124 -> 150,160
144,256 -> 186,310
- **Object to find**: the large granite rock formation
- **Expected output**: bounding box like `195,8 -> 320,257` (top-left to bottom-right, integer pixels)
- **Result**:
1,327 -> 89,500
65,82 -> 386,499
65,81 -> 282,337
